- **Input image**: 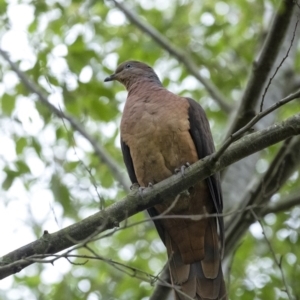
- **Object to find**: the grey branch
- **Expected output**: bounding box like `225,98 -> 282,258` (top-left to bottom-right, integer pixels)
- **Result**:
0,48 -> 131,192
226,0 -> 296,136
0,113 -> 299,280
214,88 -> 300,161
260,17 -> 299,112
225,136 -> 300,257
221,2 -> 299,214
110,0 -> 231,113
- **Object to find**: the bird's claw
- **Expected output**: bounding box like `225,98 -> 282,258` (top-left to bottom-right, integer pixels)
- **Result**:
130,183 -> 140,191
130,182 -> 154,198
138,186 -> 146,194
139,182 -> 154,193
175,162 -> 190,176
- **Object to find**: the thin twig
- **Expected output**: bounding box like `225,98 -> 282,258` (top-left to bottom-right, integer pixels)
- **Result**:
18,250 -> 185,299
226,0 -> 296,136
83,246 -> 192,299
158,194 -> 181,217
0,48 -> 130,191
110,0 -> 231,113
92,203 -> 273,244
213,89 -> 300,161
149,264 -> 171,300
260,17 -> 299,111
59,106 -> 105,209
251,210 -> 293,300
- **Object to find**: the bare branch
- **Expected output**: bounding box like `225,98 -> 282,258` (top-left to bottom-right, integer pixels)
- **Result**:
84,245 -> 155,282
110,0 -> 231,113
260,17 -> 299,111
213,89 -> 300,161
149,265 -> 171,300
0,113 -> 299,279
227,0 -> 296,136
0,48 -> 130,192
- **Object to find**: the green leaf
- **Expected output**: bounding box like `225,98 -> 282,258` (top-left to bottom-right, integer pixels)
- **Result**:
51,175 -> 72,213
16,160 -> 31,174
31,138 -> 42,157
16,137 -> 27,155
28,19 -> 38,33
2,169 -> 18,190
1,93 -> 16,115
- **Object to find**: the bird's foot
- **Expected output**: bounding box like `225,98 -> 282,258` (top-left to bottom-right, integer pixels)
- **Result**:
174,162 -> 190,176
130,183 -> 140,191
139,182 -> 154,193
130,182 -> 154,198
138,186 -> 146,194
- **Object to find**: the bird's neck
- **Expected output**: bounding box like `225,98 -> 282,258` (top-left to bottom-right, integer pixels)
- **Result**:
126,77 -> 163,95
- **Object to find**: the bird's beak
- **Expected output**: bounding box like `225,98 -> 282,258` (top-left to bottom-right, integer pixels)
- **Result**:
104,74 -> 116,82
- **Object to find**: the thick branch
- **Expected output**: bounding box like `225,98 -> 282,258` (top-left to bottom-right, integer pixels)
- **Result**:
0,113 -> 299,280
110,0 -> 231,113
224,136 -> 300,257
0,48 -> 130,192
222,5 -> 299,212
227,0 -> 295,136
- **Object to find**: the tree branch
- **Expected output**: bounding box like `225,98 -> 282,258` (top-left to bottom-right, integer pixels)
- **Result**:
221,5 -> 300,213
224,136 -> 300,257
260,17 -> 299,112
0,113 -> 299,280
262,189 -> 300,215
110,0 -> 231,113
261,190 -> 300,216
213,89 -> 300,161
0,48 -> 131,192
149,264 -> 171,300
226,0 -> 296,136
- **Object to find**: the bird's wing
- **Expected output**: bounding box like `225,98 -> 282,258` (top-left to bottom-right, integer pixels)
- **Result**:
186,97 -> 224,254
120,137 -> 166,242
120,140 -> 137,184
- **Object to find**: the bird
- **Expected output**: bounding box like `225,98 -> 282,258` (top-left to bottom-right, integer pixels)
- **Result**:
104,60 -> 227,300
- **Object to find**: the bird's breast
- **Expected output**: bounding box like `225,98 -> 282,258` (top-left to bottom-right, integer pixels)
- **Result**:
121,93 -> 198,186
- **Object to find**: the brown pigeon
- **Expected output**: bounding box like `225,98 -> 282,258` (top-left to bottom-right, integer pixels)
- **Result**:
105,61 -> 227,300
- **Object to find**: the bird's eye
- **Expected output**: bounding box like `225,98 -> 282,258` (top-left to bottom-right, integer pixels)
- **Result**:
125,63 -> 132,69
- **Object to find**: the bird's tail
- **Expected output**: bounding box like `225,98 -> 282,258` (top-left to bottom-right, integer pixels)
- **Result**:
166,219 -> 228,300
169,255 -> 227,300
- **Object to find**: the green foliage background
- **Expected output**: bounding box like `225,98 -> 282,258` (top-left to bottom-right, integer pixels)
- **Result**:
0,0 -> 299,299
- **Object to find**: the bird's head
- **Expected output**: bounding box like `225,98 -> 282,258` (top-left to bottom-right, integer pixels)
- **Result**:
104,60 -> 161,89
